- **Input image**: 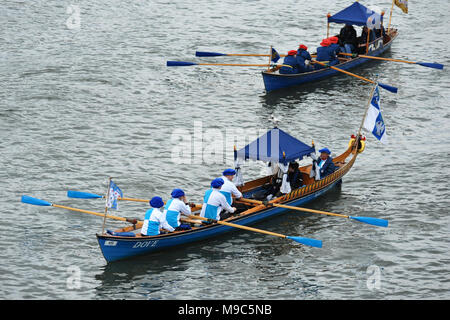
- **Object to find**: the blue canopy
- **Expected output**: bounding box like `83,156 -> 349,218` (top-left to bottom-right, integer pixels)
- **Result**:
235,128 -> 315,163
328,2 -> 383,26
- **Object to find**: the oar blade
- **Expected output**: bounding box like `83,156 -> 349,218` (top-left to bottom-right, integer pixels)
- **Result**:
378,82 -> 398,93
196,51 -> 226,57
166,61 -> 198,67
417,62 -> 444,70
67,190 -> 103,199
286,236 -> 322,248
21,195 -> 52,206
350,216 -> 388,227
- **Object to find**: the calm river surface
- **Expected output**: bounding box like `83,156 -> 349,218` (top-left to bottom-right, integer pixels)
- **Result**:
1,0 -> 449,300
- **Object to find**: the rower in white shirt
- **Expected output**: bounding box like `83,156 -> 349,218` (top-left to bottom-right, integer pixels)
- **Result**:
200,178 -> 236,221
219,168 -> 243,205
164,188 -> 193,231
141,196 -> 175,236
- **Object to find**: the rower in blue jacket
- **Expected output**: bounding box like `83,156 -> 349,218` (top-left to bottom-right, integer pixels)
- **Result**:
296,44 -> 313,73
315,38 -> 339,70
328,36 -> 342,56
279,50 -> 300,74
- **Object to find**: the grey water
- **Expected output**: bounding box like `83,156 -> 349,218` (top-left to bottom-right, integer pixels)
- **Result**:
0,0 -> 449,300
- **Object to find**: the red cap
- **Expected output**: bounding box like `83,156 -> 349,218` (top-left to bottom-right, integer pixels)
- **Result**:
299,44 -> 308,50
329,36 -> 339,44
287,50 -> 297,56
320,39 -> 331,47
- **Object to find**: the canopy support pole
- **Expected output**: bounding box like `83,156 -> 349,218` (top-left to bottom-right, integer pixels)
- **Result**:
365,30 -> 370,54
326,13 -> 331,38
387,0 -> 395,33
268,46 -> 272,71
101,177 -> 112,235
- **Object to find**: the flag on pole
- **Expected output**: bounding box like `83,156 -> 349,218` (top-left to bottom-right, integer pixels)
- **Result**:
394,0 -> 408,14
271,48 -> 280,62
363,84 -> 388,144
106,180 -> 123,210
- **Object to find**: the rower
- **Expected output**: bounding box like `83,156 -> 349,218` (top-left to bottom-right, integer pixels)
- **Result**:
200,178 -> 236,221
296,44 -> 313,73
328,36 -> 342,56
315,38 -> 339,69
313,148 -> 337,180
141,196 -> 175,236
279,50 -> 300,74
164,188 -> 193,231
219,168 -> 243,205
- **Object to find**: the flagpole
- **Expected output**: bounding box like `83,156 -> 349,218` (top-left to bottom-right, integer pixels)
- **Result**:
101,177 -> 112,235
358,78 -> 379,137
387,0 -> 395,33
268,46 -> 272,71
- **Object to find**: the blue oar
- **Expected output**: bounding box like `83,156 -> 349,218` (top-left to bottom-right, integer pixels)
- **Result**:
311,59 -> 397,93
167,61 -> 276,67
189,215 -> 322,248
21,195 -> 138,223
240,198 -> 388,228
339,53 -> 444,70
195,51 -> 283,57
67,190 -> 103,199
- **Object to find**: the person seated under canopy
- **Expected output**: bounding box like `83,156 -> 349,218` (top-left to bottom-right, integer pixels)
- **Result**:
357,26 -> 377,53
279,50 -> 300,74
339,24 -> 357,54
288,161 -> 303,190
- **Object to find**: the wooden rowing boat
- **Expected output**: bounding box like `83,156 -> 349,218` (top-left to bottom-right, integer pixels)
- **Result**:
97,133 -> 365,263
262,29 -> 398,92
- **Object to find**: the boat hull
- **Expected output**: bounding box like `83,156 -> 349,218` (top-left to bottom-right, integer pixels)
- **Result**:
97,179 -> 341,262
97,138 -> 359,263
262,31 -> 398,92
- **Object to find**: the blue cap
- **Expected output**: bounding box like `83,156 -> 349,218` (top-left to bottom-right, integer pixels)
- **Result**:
222,168 -> 236,176
319,148 -> 331,155
149,196 -> 164,208
171,188 -> 185,198
211,178 -> 224,188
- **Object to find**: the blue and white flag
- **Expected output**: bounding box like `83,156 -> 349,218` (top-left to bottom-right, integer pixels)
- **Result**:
106,180 -> 123,210
363,84 -> 388,144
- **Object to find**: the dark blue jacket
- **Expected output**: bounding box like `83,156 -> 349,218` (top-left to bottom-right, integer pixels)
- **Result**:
315,157 -> 336,179
329,43 -> 341,55
296,49 -> 312,72
316,46 -> 339,64
279,55 -> 299,74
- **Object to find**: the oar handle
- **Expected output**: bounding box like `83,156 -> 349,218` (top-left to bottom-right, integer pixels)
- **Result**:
273,203 -> 349,218
188,215 -> 287,238
311,60 -> 375,84
52,204 -> 130,222
239,198 -> 348,218
238,198 -> 388,227
311,60 -> 397,93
